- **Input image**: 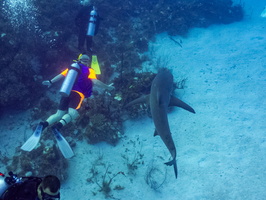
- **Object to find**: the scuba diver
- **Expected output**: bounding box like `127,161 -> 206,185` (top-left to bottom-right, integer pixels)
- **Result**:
0,172 -> 60,200
75,5 -> 101,53
21,54 -> 114,158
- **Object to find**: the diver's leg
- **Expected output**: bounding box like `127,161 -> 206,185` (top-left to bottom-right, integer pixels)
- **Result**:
86,36 -> 93,54
45,110 -> 67,126
52,91 -> 82,130
78,28 -> 86,51
54,108 -> 79,129
40,96 -> 69,130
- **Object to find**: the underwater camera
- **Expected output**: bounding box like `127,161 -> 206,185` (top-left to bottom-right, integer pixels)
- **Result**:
0,172 -> 22,198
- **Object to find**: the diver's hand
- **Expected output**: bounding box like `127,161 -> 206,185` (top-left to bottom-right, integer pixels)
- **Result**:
42,80 -> 52,87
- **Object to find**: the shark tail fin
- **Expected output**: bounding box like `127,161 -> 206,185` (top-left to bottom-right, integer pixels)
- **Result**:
165,159 -> 178,179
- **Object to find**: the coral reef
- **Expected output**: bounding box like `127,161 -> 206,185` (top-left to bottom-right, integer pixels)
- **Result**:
92,0 -> 243,76
30,96 -> 58,120
112,71 -> 156,119
0,0 -> 243,112
77,93 -> 124,145
0,0 -> 244,183
0,0 -> 79,111
75,71 -> 156,145
5,143 -> 68,181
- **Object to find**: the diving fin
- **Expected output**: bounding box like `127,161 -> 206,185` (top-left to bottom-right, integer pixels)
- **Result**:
21,124 -> 43,151
91,55 -> 101,75
52,128 -> 74,159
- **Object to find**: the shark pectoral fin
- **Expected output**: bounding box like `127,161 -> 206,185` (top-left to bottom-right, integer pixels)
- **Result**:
125,95 -> 149,108
169,96 -> 196,113
154,130 -> 159,136
145,94 -> 150,104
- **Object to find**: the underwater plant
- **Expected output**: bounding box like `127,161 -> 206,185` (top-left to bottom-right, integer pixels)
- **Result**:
86,154 -> 125,198
145,164 -> 167,190
95,166 -> 125,198
121,139 -> 144,175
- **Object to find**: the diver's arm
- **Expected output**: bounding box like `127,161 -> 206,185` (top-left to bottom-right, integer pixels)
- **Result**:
50,74 -> 65,83
42,74 -> 64,87
92,79 -> 114,91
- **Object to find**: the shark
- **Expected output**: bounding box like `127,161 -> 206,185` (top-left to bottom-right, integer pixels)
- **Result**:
126,69 -> 195,178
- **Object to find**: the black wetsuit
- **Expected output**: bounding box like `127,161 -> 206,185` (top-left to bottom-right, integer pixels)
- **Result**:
75,6 -> 101,53
1,178 -> 42,200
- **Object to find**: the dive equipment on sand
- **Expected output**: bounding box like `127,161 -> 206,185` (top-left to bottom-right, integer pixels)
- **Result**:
87,6 -> 97,36
60,63 -> 81,97
21,123 -> 43,151
52,128 -> 74,159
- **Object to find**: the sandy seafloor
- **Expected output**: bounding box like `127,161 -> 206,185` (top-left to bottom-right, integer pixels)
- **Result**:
1,0 -> 266,199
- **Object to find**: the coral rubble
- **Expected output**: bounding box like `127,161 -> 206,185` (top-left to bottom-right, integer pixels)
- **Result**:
5,143 -> 68,181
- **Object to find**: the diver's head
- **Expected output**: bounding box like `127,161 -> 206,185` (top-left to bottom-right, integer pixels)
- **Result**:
37,175 -> 60,200
79,54 -> 90,66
